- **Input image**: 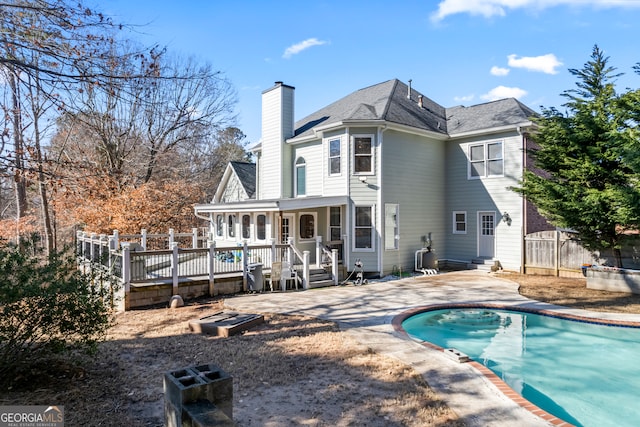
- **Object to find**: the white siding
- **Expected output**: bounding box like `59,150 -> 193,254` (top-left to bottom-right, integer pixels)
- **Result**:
444,131 -> 524,270
380,130 -> 446,275
322,131 -> 348,196
293,142 -> 323,196
259,84 -> 294,200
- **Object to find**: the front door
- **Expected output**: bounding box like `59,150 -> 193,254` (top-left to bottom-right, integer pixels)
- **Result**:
280,214 -> 295,244
478,212 -> 495,258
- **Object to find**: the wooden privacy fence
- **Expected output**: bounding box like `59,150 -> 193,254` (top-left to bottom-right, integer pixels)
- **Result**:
525,230 -> 640,277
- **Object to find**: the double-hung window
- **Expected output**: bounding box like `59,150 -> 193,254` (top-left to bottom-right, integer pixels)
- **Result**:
469,141 -> 503,178
216,215 -> 223,237
227,214 -> 236,238
329,138 -> 341,175
354,206 -> 374,250
242,214 -> 251,239
256,214 -> 266,241
453,211 -> 467,234
353,136 -> 373,174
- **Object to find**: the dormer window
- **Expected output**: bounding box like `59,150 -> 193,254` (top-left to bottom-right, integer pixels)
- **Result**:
295,157 -> 306,196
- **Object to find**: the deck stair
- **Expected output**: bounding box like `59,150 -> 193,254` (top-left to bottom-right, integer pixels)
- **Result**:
468,258 -> 495,272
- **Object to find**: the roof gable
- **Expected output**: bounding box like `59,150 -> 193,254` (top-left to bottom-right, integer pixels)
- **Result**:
230,161 -> 256,198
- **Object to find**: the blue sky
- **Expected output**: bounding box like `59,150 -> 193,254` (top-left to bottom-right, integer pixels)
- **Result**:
105,0 -> 640,146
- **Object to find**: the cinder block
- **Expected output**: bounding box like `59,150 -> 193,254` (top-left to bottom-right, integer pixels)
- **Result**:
164,364 -> 233,426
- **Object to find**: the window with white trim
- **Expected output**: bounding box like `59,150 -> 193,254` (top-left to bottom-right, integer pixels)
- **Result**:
453,211 -> 467,234
227,214 -> 236,238
469,141 -> 503,178
385,204 -> 399,250
295,157 -> 306,196
299,212 -> 316,240
242,214 -> 251,239
216,215 -> 223,237
328,138 -> 341,175
329,206 -> 341,241
353,136 -> 373,174
256,214 -> 266,241
354,206 -> 374,250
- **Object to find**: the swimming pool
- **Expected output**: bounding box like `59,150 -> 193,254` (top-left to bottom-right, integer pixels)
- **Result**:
401,306 -> 640,427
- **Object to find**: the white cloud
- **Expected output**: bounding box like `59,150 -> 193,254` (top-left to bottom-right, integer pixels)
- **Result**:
431,0 -> 640,22
454,94 -> 475,103
481,85 -> 528,101
507,53 -> 563,74
490,66 -> 510,76
282,38 -> 328,59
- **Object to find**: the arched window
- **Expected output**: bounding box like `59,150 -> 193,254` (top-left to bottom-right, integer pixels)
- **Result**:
295,157 -> 306,196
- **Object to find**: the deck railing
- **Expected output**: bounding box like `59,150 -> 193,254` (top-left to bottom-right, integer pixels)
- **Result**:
76,230 -> 338,306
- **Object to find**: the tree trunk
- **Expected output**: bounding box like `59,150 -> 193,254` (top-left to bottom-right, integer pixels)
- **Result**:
9,70 -> 28,243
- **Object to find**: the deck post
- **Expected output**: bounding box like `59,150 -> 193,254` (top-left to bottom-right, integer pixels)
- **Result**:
315,236 -> 322,268
169,228 -> 175,248
332,249 -> 339,286
302,251 -> 310,290
113,230 -> 119,251
171,242 -> 179,295
192,228 -> 198,249
141,229 -> 147,251
121,243 -> 131,311
242,241 -> 249,292
287,237 -> 294,265
208,240 -> 216,296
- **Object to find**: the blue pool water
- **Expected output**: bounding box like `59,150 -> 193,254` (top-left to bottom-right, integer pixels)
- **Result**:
402,308 -> 640,427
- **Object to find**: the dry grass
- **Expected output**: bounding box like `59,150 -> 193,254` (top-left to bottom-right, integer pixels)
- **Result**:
3,273 -> 640,427
0,299 -> 462,427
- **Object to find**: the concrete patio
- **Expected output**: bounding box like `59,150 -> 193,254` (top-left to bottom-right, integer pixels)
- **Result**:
223,270 -> 640,427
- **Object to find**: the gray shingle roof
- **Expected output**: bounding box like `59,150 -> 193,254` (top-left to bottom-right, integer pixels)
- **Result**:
446,98 -> 537,134
230,161 -> 256,198
292,79 -> 536,139
294,79 -> 447,138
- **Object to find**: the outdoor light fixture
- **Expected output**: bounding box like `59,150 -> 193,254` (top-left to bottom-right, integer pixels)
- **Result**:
359,176 -> 367,183
502,212 -> 512,226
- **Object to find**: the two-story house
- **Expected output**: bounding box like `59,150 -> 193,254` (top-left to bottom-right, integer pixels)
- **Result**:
194,79 -> 545,276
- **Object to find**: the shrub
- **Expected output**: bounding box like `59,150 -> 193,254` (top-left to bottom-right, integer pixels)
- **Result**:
0,243 -> 115,387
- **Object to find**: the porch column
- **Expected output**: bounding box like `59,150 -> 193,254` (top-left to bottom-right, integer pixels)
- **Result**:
192,228 -> 199,249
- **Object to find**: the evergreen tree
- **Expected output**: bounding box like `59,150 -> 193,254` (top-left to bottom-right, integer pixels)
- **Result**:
515,45 -> 640,267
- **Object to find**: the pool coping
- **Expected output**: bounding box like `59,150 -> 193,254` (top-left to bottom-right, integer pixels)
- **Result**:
392,303 -> 640,427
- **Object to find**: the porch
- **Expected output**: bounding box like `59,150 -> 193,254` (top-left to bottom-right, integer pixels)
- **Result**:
76,229 -> 344,310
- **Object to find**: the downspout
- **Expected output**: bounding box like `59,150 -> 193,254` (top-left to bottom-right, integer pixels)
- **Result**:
377,125 -> 388,277
519,126 -> 526,274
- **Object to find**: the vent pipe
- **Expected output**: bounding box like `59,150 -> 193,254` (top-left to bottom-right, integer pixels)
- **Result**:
418,95 -> 423,108
407,79 -> 412,99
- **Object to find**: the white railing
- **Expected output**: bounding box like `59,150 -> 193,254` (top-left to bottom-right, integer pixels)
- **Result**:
76,229 -> 340,298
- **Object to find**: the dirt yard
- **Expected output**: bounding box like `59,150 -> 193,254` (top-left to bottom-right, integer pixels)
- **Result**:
2,273 -> 640,427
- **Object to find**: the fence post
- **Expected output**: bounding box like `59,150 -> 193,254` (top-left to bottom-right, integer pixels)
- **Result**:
141,229 -> 147,251
121,243 -> 131,311
171,242 -> 179,295
99,234 -> 107,266
553,230 -> 560,277
315,236 -> 322,268
169,228 -> 175,249
113,230 -> 119,251
302,250 -> 310,290
332,249 -> 339,286
208,240 -> 216,296
192,228 -> 198,249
